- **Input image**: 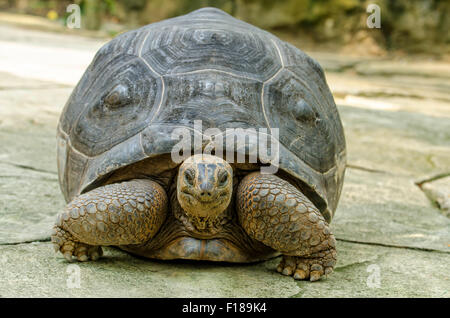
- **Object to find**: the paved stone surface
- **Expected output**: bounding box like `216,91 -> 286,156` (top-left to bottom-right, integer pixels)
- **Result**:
0,24 -> 104,85
0,241 -> 447,297
419,176 -> 450,218
334,168 -> 449,252
298,241 -> 449,298
0,243 -> 299,298
0,22 -> 448,297
0,162 -> 63,244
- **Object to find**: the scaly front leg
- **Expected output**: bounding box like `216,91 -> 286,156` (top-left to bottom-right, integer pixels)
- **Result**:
52,179 -> 167,262
236,172 -> 337,281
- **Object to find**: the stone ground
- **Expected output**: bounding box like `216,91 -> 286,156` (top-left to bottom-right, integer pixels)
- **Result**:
0,17 -> 449,298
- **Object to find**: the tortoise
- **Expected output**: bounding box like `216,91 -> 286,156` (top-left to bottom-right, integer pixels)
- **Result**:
52,7 -> 346,281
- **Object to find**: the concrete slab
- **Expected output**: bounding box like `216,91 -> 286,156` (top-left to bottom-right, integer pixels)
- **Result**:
0,241 -> 447,297
0,22 -> 449,298
334,168 -> 450,252
0,242 -> 299,298
0,163 -> 64,244
297,241 -> 449,298
338,105 -> 450,178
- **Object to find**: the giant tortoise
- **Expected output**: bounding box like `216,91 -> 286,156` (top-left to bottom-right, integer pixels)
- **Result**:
52,7 -> 346,281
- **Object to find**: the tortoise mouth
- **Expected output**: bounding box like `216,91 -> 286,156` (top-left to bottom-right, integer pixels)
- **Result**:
175,191 -> 233,236
182,191 -> 224,204
182,190 -> 214,203
179,190 -> 229,215
178,172 -> 232,211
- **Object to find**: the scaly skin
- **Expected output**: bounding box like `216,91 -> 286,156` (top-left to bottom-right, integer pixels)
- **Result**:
236,172 -> 337,281
51,179 -> 167,262
52,157 -> 335,282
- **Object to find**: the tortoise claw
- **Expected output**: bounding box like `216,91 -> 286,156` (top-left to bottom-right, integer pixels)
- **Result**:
277,252 -> 336,282
52,225 -> 103,262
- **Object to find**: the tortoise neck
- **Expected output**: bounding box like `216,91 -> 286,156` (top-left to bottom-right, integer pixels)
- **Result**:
169,182 -> 234,237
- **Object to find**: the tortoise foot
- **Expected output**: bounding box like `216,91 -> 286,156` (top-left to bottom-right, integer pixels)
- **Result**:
237,172 -> 338,281
277,249 -> 337,281
52,226 -> 103,262
51,179 -> 168,262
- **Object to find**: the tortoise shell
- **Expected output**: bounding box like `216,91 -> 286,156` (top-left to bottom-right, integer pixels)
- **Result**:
57,7 -> 346,223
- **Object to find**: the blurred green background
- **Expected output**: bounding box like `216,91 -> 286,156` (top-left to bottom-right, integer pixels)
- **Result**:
0,0 -> 449,56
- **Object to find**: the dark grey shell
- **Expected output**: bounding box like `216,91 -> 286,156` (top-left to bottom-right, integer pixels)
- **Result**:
57,8 -> 346,223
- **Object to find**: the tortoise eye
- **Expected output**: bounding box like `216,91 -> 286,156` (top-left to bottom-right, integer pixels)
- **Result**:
289,99 -> 316,122
218,171 -> 228,186
184,168 -> 195,186
104,84 -> 130,109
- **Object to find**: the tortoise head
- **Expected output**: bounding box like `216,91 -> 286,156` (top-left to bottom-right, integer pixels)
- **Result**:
177,154 -> 233,220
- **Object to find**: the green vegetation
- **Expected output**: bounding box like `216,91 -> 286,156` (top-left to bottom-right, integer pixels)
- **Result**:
0,0 -> 448,54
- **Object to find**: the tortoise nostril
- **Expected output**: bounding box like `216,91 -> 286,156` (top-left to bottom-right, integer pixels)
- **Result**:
200,191 -> 212,197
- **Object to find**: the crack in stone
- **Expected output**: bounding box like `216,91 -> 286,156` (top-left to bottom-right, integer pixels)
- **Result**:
0,174 -> 57,181
0,238 -> 51,246
0,85 -> 71,91
336,238 -> 449,254
0,160 -> 56,175
355,69 -> 450,80
415,172 -> 450,186
335,91 -> 450,103
346,164 -> 388,174
415,172 -> 450,217
2,236 -> 447,256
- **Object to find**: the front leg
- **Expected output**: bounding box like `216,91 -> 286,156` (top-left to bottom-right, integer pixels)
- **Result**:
51,179 -> 167,262
236,172 -> 337,281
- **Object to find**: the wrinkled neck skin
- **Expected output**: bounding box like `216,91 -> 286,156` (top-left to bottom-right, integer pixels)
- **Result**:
175,154 -> 234,236
171,195 -> 234,238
